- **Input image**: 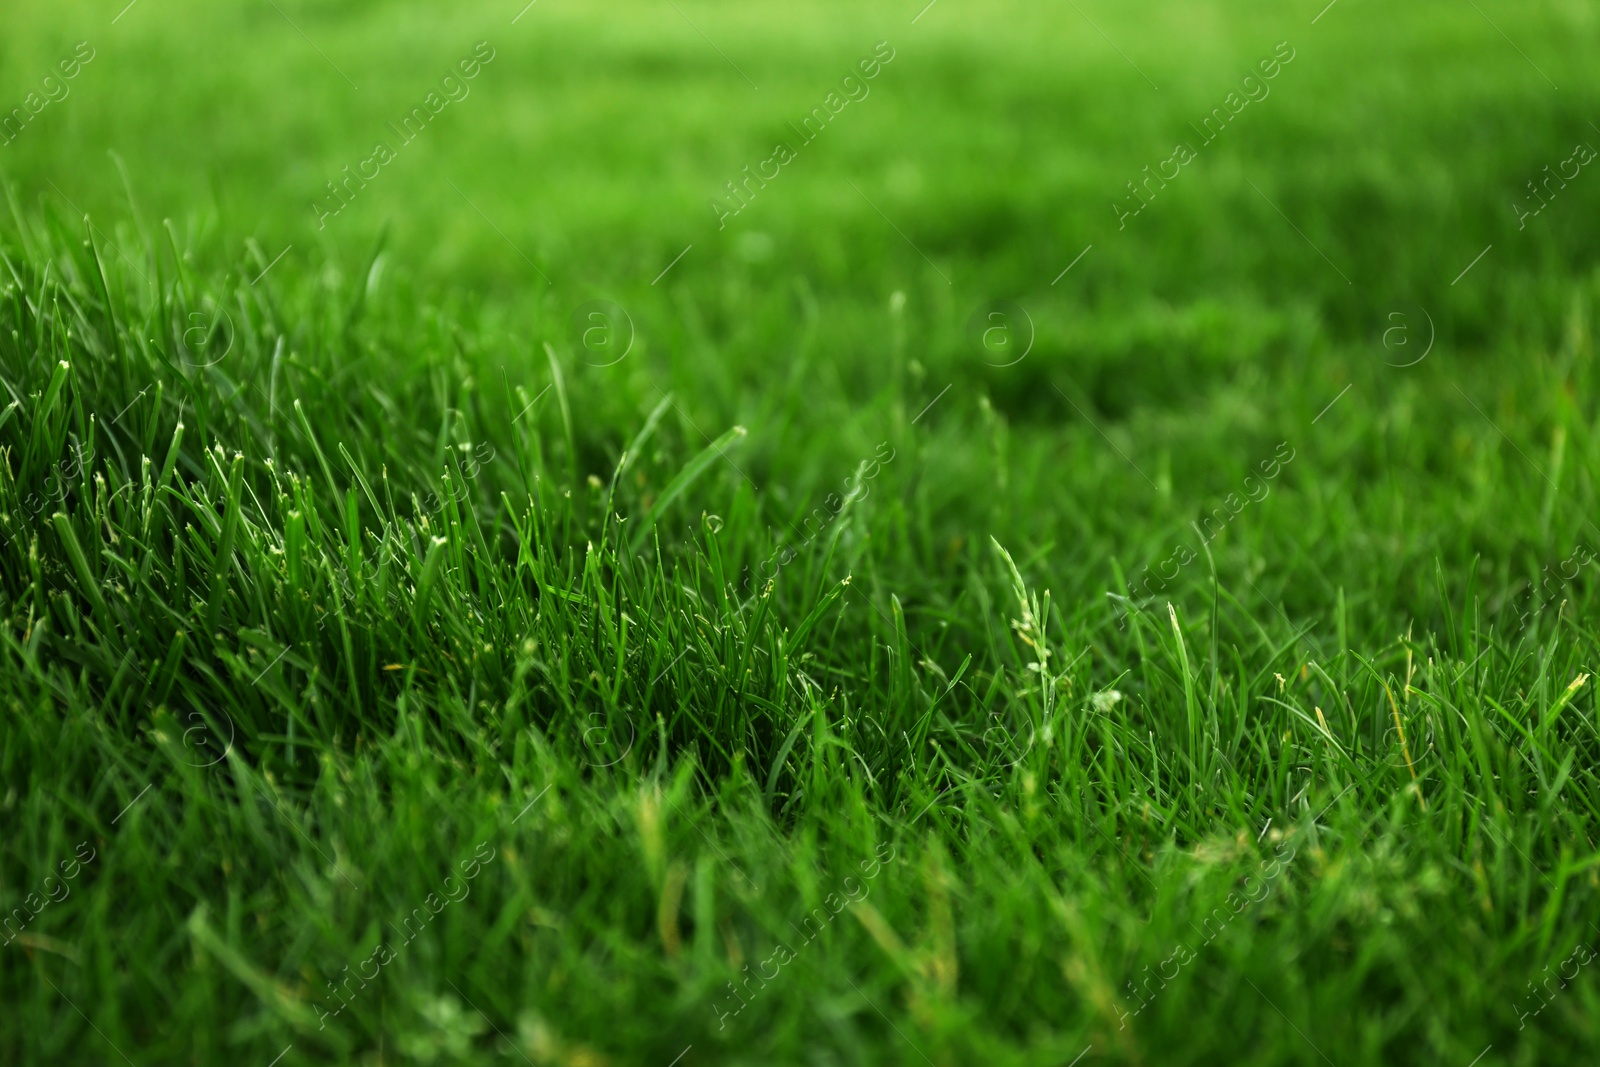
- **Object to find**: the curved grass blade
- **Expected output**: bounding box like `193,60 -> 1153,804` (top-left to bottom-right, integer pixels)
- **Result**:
627,424 -> 745,556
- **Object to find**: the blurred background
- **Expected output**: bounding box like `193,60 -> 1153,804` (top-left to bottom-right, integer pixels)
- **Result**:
5,0 -> 1592,313
3,0 -> 1598,626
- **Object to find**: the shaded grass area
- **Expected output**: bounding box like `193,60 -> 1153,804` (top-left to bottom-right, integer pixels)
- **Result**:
2,0 -> 1600,1064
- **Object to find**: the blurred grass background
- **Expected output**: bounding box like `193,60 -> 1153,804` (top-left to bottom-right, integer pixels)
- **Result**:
8,0 -> 1597,593
4,0 -> 1593,308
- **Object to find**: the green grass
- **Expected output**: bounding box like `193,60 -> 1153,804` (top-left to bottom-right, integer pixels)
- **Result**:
4,0 -> 1600,1063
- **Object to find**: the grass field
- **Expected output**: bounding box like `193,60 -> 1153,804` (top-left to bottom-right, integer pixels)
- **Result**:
4,1 -> 1600,1064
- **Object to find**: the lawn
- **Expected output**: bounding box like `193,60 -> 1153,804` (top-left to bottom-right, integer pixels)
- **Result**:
3,0 -> 1600,1064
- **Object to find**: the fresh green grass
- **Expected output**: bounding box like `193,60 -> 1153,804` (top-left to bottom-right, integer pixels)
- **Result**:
4,0 -> 1600,1064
